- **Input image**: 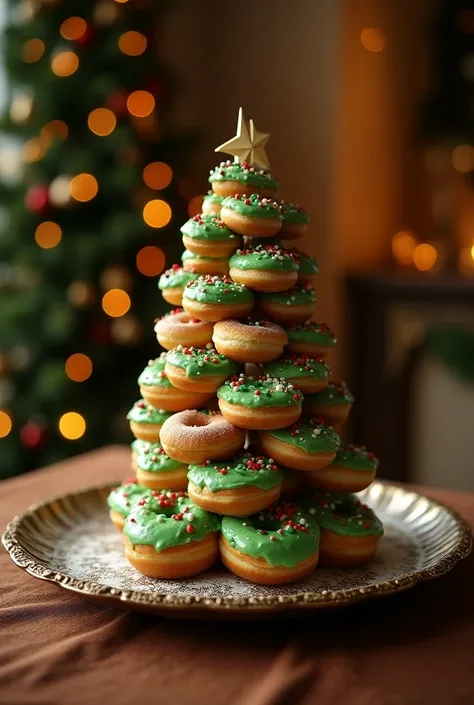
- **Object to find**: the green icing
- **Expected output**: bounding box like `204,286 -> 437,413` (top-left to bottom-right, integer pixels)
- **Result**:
166,346 -> 238,378
188,453 -> 283,492
124,491 -> 220,552
203,191 -> 224,205
292,249 -> 319,275
217,374 -> 303,409
131,439 -> 153,455
221,504 -> 320,568
279,202 -> 311,225
107,482 -> 152,517
135,442 -> 184,473
158,266 -> 197,290
183,275 -> 254,305
306,382 -> 354,406
209,161 -> 278,191
330,446 -> 378,472
263,354 -> 330,383
267,417 -> 340,454
138,355 -> 172,388
303,492 -> 384,537
249,237 -> 283,248
182,250 -> 229,264
262,286 -> 316,306
222,193 -> 282,219
286,322 -> 337,347
181,214 -> 237,242
127,399 -> 173,425
229,245 -> 298,272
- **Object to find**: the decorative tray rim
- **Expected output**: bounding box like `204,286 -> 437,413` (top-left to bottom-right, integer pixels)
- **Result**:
2,480 -> 472,614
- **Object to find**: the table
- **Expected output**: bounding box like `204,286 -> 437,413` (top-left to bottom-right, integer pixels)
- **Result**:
1,447 -> 473,705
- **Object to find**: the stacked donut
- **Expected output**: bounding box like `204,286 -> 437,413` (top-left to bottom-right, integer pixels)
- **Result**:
108,153 -> 383,585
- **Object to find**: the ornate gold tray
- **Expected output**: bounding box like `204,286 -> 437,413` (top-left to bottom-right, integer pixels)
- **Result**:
2,480 -> 471,617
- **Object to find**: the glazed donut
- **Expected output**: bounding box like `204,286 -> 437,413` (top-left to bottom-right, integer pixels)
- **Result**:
160,409 -> 246,464
229,244 -> 299,293
202,190 -> 224,215
154,308 -> 213,351
219,503 -> 320,585
303,382 -> 354,426
187,452 -> 283,517
164,345 -> 238,393
138,355 -> 213,412
182,275 -> 254,323
124,491 -> 220,578
132,441 -> 189,490
107,480 -> 152,531
303,492 -> 383,566
304,445 -> 378,493
127,398 -> 173,442
285,322 -> 337,358
212,318 -> 287,363
221,194 -> 282,238
181,213 -> 241,258
278,202 -> 311,241
158,265 -> 197,307
182,250 -> 229,276
263,353 -> 330,394
259,285 -> 316,325
209,160 -> 278,198
292,248 -> 319,285
259,417 -> 340,471
217,373 -> 303,430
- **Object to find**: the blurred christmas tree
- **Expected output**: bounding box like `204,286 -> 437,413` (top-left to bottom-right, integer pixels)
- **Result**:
0,0 -> 193,478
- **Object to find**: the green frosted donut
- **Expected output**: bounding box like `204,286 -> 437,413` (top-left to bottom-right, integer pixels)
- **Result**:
181,250 -> 229,265
209,160 -> 278,192
158,265 -> 197,291
292,248 -> 319,276
138,355 -> 172,389
180,214 -> 238,242
107,481 -> 152,518
265,417 -> 340,454
303,492 -> 384,537
183,275 -> 254,305
217,373 -> 303,409
329,445 -> 378,473
188,453 -> 283,492
262,286 -> 316,307
286,322 -> 337,348
203,190 -> 224,205
221,503 -> 320,568
305,382 -> 354,407
222,193 -> 282,219
263,354 -> 330,385
229,244 -> 298,272
135,442 -> 185,474
124,491 -> 220,551
165,345 -> 238,379
279,202 -> 311,225
127,399 -> 174,427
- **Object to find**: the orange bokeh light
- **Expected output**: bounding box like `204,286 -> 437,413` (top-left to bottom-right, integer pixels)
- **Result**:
101,289 -> 131,317
22,39 -> 45,63
392,230 -> 417,267
127,90 -> 155,118
136,246 -> 165,276
87,108 -> 117,136
51,51 -> 79,77
413,243 -> 438,272
59,412 -> 86,440
142,199 -> 172,228
119,31 -> 147,56
69,173 -> 98,202
34,222 -> 62,249
65,353 -> 93,382
361,28 -> 386,53
143,162 -> 172,190
23,138 -> 45,163
0,410 -> 12,438
60,17 -> 87,41
188,195 -> 204,217
40,120 -> 69,147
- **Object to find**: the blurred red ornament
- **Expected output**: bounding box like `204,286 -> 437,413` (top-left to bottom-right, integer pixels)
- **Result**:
90,320 -> 111,344
25,184 -> 49,213
106,90 -> 128,116
20,422 -> 46,449
73,26 -> 95,47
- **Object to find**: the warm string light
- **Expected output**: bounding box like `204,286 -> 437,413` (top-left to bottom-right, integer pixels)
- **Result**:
452,145 -> 474,173
87,108 -> 116,136
65,353 -> 93,382
34,221 -> 62,249
101,289 -> 131,317
69,173 -> 98,202
51,51 -> 79,77
127,90 -> 155,118
413,243 -> 438,272
58,412 -> 86,440
187,195 -> 204,217
0,409 -> 12,438
360,28 -> 386,52
22,38 -> 45,63
60,17 -> 87,41
143,199 -> 171,228
143,162 -> 172,190
23,138 -> 44,163
392,231 -> 417,267
136,246 -> 165,276
118,31 -> 147,56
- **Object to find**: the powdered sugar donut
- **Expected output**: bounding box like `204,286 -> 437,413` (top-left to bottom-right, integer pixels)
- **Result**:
154,309 -> 214,350
212,318 -> 287,363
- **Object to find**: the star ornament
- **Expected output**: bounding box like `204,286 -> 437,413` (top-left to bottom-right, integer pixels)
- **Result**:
215,108 -> 272,170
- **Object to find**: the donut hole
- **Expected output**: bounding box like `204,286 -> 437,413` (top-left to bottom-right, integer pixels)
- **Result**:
249,515 -> 282,533
183,412 -> 210,429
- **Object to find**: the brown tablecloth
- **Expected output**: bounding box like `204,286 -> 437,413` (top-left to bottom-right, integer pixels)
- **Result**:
1,446 -> 473,705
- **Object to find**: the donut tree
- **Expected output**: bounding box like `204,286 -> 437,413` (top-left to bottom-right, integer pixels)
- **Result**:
109,109 -> 383,584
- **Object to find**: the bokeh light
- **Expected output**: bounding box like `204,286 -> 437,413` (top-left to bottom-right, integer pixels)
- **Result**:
69,173 -> 98,202
188,195 -> 204,217
67,281 -> 95,308
23,138 -> 44,163
114,0 -> 128,3
452,145 -> 473,173
49,175 -> 72,206
101,289 -> 131,317
51,51 -> 79,77
59,412 -> 86,440
0,410 -> 12,438
143,162 -> 172,190
34,221 -> 62,249
60,17 -> 87,40
87,108 -> 116,136
41,120 -> 68,144
360,28 -> 386,53
142,199 -> 172,228
413,243 -> 437,272
392,230 -> 417,267
119,31 -> 147,56
136,246 -> 165,276
22,39 -> 45,63
127,90 -> 155,118
65,353 -> 93,382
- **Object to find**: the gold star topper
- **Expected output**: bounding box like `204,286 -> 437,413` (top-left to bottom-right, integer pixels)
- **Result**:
215,107 -> 271,170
